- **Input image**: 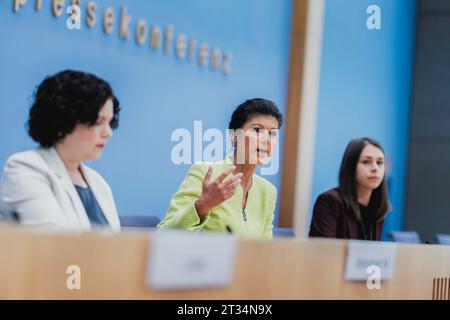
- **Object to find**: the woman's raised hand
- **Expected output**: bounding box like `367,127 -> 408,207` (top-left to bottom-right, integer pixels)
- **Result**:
195,166 -> 243,218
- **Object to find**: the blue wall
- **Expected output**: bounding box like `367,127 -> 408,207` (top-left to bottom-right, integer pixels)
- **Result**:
310,0 -> 417,238
0,1 -> 291,219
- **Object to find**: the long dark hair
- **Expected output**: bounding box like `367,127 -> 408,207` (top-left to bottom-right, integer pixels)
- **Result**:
338,137 -> 390,221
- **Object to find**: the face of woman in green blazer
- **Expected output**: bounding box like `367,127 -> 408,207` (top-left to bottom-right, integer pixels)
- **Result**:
232,114 -> 280,166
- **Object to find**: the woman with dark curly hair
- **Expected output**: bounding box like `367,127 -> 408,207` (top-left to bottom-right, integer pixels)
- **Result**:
0,70 -> 121,231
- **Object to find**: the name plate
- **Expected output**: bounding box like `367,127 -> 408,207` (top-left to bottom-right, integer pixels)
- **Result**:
344,241 -> 397,281
146,230 -> 238,290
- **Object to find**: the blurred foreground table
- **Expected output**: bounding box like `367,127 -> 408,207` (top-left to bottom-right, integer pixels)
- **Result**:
0,225 -> 449,299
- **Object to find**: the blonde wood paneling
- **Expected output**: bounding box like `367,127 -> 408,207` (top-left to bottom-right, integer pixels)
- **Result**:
280,0 -> 325,237
279,0 -> 309,229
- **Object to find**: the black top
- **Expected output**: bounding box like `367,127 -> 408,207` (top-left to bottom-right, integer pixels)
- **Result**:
74,185 -> 109,227
358,204 -> 376,241
309,187 -> 385,241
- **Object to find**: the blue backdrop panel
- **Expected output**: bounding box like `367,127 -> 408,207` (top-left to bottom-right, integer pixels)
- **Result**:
0,0 -> 291,219
312,0 -> 417,238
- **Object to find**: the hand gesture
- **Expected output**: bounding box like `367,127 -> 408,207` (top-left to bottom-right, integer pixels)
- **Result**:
195,166 -> 242,218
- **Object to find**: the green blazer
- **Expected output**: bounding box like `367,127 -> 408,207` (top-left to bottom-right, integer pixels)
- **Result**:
158,158 -> 277,239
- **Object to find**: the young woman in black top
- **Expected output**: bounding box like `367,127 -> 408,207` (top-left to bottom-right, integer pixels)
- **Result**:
309,137 -> 390,241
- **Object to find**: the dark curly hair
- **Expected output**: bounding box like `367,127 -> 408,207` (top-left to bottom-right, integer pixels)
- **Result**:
28,70 -> 120,148
229,98 -> 283,130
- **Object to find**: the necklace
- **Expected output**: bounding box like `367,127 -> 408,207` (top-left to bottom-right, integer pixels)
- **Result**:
359,215 -> 373,241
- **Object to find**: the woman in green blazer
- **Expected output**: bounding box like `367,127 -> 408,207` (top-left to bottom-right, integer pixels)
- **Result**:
158,98 -> 283,238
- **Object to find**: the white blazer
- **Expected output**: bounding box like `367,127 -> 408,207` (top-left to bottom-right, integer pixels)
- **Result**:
0,147 -> 121,232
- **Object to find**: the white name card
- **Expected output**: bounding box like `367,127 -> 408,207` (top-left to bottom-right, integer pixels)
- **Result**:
344,241 -> 397,281
146,230 -> 238,290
